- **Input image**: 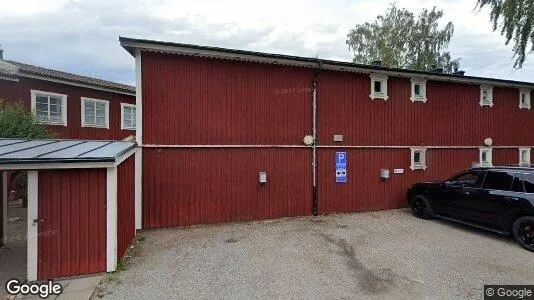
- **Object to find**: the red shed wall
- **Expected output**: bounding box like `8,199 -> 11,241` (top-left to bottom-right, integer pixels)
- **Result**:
0,77 -> 135,140
37,169 -> 106,280
140,51 -> 534,227
117,156 -> 135,259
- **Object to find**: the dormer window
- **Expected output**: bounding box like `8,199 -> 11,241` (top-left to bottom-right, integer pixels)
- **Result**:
479,85 -> 493,107
519,89 -> 531,110
369,74 -> 388,100
410,78 -> 427,103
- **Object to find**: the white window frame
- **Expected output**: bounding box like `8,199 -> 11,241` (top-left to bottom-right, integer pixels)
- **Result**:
519,88 -> 531,110
30,90 -> 68,126
81,97 -> 109,129
479,147 -> 493,167
410,78 -> 427,103
410,147 -> 427,170
369,74 -> 389,101
121,103 -> 136,130
479,85 -> 493,107
519,147 -> 531,166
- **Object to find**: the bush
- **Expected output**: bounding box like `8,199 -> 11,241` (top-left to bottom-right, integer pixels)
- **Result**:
0,99 -> 55,139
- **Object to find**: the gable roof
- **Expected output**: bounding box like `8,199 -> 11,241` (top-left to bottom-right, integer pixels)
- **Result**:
0,138 -> 136,165
0,60 -> 135,95
120,36 -> 534,89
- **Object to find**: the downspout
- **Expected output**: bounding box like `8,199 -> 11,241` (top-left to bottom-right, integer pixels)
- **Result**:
312,61 -> 321,216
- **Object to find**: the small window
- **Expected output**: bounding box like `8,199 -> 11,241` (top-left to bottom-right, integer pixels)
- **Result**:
479,85 -> 493,107
81,97 -> 109,128
121,103 -> 136,130
522,173 -> 534,193
410,78 -> 427,102
519,89 -> 531,109
482,171 -> 514,191
479,148 -> 492,167
410,148 -> 427,170
30,90 -> 67,126
519,148 -> 531,166
448,170 -> 485,188
369,74 -> 388,100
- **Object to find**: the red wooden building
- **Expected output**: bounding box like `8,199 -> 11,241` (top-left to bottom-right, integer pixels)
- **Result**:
0,139 -> 137,280
120,37 -> 534,229
0,57 -> 136,140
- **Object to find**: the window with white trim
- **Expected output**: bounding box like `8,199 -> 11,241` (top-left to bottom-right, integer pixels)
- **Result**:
479,85 -> 493,107
410,78 -> 427,102
479,147 -> 493,167
30,90 -> 67,126
519,148 -> 531,166
121,103 -> 136,130
369,74 -> 388,100
519,89 -> 531,110
410,148 -> 427,170
81,97 -> 109,128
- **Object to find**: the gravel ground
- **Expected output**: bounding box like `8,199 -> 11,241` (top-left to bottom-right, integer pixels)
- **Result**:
98,209 -> 534,299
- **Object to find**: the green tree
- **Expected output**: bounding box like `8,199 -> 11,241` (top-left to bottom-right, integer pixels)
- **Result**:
476,0 -> 534,68
346,5 -> 460,73
0,99 -> 54,139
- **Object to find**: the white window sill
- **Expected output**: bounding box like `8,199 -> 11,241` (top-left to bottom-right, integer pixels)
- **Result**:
122,127 -> 136,131
82,123 -> 109,129
479,101 -> 494,107
410,165 -> 427,171
410,96 -> 427,103
369,93 -> 389,101
519,105 -> 531,110
37,120 -> 67,126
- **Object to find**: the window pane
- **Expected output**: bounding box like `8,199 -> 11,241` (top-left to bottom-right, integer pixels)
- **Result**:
414,152 -> 421,163
49,97 -> 62,106
36,102 -> 48,113
521,150 -> 529,162
449,171 -> 485,187
35,111 -> 48,121
95,108 -> 106,118
36,95 -> 48,105
511,175 -> 525,192
84,114 -> 94,124
482,171 -> 514,191
523,173 -> 534,193
521,93 -> 526,104
96,116 -> 106,125
414,84 -> 421,96
482,151 -> 488,162
374,81 -> 382,93
482,90 -> 488,100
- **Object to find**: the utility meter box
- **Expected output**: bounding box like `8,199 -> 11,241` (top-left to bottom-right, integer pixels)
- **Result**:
259,172 -> 267,184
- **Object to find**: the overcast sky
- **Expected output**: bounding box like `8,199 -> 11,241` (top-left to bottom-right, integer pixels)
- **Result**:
1,0 -> 532,86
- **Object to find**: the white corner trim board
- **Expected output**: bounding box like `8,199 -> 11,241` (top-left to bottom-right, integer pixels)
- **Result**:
135,49 -> 143,145
106,167 -> 118,273
135,148 -> 142,230
27,171 -> 38,281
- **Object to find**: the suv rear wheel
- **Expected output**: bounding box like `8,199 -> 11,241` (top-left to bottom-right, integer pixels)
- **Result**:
512,216 -> 534,252
410,195 -> 433,219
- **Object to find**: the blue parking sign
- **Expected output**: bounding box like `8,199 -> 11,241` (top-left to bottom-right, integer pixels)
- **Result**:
335,152 -> 347,183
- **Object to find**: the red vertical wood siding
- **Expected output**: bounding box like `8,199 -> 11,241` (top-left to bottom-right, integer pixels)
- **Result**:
317,71 -> 534,146
38,169 -> 106,280
141,52 -> 313,145
0,77 -> 135,140
117,156 -> 135,260
142,148 -> 311,228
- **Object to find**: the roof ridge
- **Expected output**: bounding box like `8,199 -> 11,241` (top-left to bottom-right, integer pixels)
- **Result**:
6,60 -> 135,93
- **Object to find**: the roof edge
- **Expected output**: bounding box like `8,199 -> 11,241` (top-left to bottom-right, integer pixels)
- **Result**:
119,36 -> 534,89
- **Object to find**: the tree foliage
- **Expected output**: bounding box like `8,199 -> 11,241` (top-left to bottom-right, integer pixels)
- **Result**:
346,5 -> 460,73
476,0 -> 534,68
0,99 -> 54,139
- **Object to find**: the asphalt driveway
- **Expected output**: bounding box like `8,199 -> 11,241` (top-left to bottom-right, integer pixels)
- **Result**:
98,209 -> 534,299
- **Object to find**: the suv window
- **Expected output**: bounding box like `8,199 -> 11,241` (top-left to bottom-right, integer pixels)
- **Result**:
511,174 -> 525,193
448,170 -> 485,188
522,173 -> 534,193
482,171 -> 514,191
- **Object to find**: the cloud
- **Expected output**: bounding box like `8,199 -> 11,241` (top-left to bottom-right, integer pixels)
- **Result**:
0,0 -> 532,85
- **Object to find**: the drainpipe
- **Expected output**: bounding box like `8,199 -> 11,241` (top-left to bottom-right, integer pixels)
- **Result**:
312,62 -> 321,216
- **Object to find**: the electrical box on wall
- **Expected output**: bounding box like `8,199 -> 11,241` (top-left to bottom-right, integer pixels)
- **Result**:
333,135 -> 343,142
259,172 -> 267,184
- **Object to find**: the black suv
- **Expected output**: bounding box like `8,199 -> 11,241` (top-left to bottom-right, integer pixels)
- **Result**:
407,166 -> 534,251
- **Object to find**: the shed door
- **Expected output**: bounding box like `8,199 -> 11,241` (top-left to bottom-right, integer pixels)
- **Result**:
38,169 -> 107,280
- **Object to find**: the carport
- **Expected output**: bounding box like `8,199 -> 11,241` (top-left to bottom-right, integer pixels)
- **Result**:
0,139 -> 139,281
